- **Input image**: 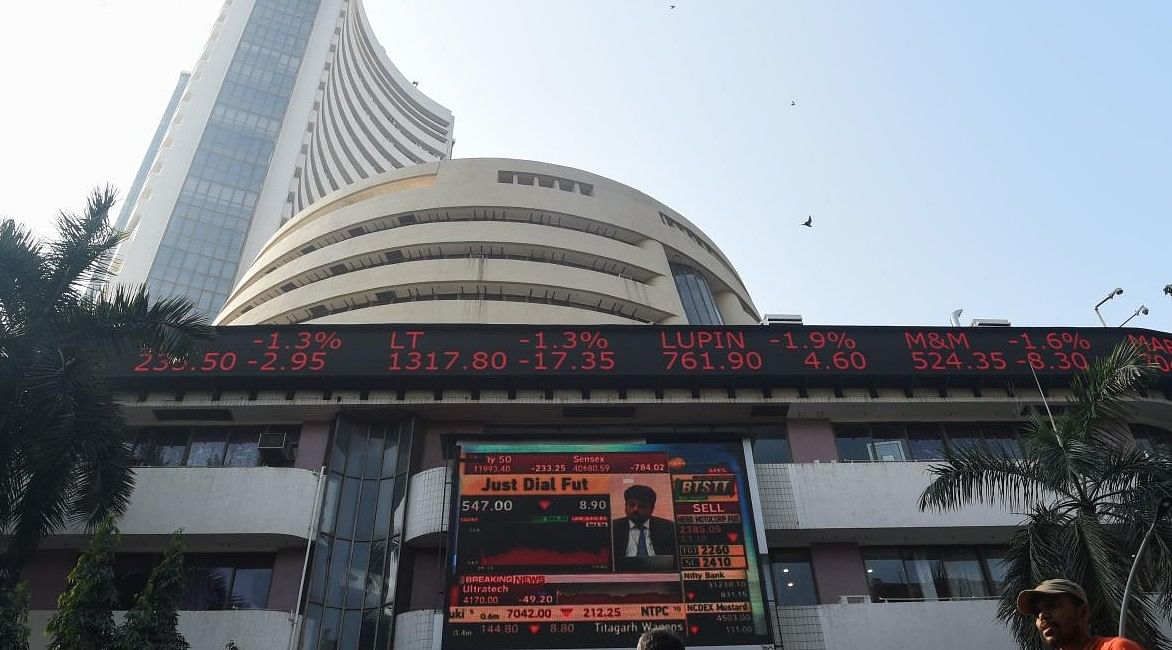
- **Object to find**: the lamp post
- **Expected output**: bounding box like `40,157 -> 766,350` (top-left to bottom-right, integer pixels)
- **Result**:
1119,306 -> 1148,327
1119,496 -> 1172,638
1094,288 -> 1124,326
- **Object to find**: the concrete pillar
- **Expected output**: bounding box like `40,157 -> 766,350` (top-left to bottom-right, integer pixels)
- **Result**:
715,290 -> 755,325
296,420 -> 331,469
787,419 -> 838,463
268,546 -> 307,611
23,550 -> 78,609
637,238 -> 687,324
810,543 -> 869,604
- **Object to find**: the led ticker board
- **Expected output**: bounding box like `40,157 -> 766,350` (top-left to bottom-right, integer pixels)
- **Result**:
443,442 -> 769,650
107,324 -> 1172,385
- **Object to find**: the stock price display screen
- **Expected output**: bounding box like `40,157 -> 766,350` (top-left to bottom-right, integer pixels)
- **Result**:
109,324 -> 1172,383
443,442 -> 769,650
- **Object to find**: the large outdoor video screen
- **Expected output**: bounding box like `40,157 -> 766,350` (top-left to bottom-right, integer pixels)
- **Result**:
443,442 -> 770,649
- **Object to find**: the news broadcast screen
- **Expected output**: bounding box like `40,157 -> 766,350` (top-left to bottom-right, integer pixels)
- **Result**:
442,442 -> 770,650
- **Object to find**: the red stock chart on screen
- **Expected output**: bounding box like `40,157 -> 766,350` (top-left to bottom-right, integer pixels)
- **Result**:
443,443 -> 770,650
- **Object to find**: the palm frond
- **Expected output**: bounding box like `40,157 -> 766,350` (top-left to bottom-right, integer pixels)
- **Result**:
1063,343 -> 1156,447
0,219 -> 46,330
58,283 -> 211,358
995,505 -> 1070,650
918,445 -> 1057,513
1066,511 -> 1170,647
39,187 -> 123,314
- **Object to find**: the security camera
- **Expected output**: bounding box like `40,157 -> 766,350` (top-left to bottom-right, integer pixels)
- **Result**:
1141,306 -> 1149,315
1114,287 -> 1125,296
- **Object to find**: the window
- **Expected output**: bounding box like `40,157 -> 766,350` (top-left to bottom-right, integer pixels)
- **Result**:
834,423 -> 1025,462
128,426 -> 297,467
115,554 -> 273,610
862,546 -> 1005,602
771,549 -> 817,606
752,430 -> 791,463
670,263 -> 723,325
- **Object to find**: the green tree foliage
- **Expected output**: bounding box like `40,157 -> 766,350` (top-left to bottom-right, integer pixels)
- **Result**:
0,187 -> 210,583
116,530 -> 189,650
919,344 -> 1172,649
46,517 -> 120,649
0,582 -> 30,650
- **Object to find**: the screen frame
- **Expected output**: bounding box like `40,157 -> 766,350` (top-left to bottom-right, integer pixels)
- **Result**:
441,439 -> 775,650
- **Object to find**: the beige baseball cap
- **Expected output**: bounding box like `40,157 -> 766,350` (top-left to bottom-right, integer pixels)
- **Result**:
1016,579 -> 1088,615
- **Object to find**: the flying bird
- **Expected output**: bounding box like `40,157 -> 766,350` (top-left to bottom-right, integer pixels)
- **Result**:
411,81 -> 419,86
670,4 -> 676,8
791,100 -> 796,107
801,216 -> 812,227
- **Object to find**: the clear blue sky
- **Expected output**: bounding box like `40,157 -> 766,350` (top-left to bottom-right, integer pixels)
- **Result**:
3,1 -> 1169,328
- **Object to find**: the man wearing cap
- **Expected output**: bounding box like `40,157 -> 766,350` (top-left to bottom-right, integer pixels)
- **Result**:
1017,579 -> 1144,650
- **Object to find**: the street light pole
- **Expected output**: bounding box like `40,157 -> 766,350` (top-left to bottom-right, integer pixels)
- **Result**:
1119,496 -> 1172,638
1095,288 -> 1124,327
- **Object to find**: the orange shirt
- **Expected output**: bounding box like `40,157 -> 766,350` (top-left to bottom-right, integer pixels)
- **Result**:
1088,637 -> 1144,650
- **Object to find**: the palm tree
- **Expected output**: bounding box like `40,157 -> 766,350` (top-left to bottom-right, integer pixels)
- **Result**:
0,187 -> 210,585
919,343 -> 1172,649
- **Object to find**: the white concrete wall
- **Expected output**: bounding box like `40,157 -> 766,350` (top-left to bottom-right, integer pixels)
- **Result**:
219,159 -> 759,326
757,462 -> 1020,532
404,466 -> 450,545
774,600 -> 1013,650
57,467 -> 320,540
393,609 -> 440,650
28,610 -> 295,650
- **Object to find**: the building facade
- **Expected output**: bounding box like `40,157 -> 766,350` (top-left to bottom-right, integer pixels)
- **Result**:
216,159 -> 758,327
107,0 -> 453,315
22,322 -> 1172,650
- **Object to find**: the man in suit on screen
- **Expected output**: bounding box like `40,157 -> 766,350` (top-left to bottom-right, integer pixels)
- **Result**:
612,485 -> 677,570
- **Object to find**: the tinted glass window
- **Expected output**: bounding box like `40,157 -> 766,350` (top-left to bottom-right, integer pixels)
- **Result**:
185,566 -> 233,610
753,436 -> 792,463
863,547 -> 1005,601
187,429 -> 228,466
940,548 -> 990,598
835,425 -> 871,461
947,425 -> 984,454
864,551 -> 918,601
982,424 -> 1023,459
225,430 -> 260,466
154,430 -> 189,466
869,425 -> 908,461
906,424 -> 946,461
771,550 -> 817,606
231,567 -> 272,609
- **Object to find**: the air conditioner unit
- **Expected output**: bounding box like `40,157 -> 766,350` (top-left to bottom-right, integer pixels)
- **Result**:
970,318 -> 1011,327
258,432 -> 295,463
760,313 -> 803,326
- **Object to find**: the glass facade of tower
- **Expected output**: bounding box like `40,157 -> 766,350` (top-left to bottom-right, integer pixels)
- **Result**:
145,0 -> 321,313
301,417 -> 417,650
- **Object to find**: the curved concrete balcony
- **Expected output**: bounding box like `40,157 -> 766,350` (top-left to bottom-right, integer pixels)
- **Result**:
28,610 -> 296,650
50,467 -> 321,546
404,466 -> 450,546
756,462 -> 1022,545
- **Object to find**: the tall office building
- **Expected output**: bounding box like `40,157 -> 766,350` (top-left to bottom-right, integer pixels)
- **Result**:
108,0 -> 454,315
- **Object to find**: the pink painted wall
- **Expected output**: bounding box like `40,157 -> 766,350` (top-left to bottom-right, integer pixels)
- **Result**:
23,550 -> 78,609
787,419 -> 838,463
811,543 -> 869,604
267,546 -> 306,611
296,420 -> 331,469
